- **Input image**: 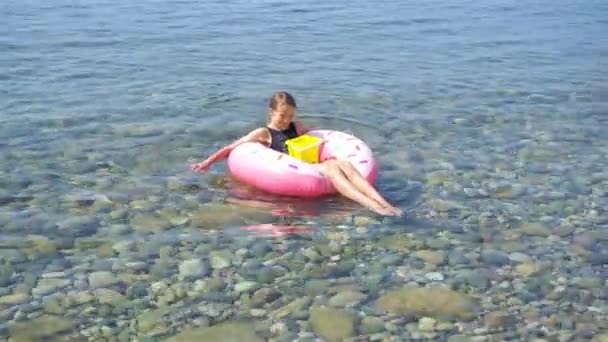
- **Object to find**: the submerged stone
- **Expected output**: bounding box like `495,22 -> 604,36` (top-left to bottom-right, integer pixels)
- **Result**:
178,258 -> 208,280
0,293 -> 29,306
24,235 -> 58,259
520,222 -> 551,237
515,263 -> 544,277
591,334 -> 608,342
88,271 -> 119,289
376,235 -> 424,253
328,290 -> 367,307
163,321 -> 263,342
137,306 -> 173,332
414,250 -> 446,265
8,314 -> 73,340
484,310 -> 517,328
130,214 -> 171,233
360,316 -> 385,334
271,297 -> 311,319
376,286 -> 478,320
0,261 -> 14,287
309,306 -> 355,342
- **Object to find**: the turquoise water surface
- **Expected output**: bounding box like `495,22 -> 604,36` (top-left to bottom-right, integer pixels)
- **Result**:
1,0 -> 608,340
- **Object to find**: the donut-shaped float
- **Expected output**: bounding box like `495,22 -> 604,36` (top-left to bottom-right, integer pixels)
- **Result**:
226,129 -> 378,198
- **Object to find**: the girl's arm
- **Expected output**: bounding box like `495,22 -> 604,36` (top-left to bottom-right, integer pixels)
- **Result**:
190,128 -> 268,173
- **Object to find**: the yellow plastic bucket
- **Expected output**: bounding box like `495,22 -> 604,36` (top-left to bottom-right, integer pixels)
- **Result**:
285,134 -> 323,164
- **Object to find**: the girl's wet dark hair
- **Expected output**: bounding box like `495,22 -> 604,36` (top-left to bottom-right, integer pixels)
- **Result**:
269,91 -> 297,109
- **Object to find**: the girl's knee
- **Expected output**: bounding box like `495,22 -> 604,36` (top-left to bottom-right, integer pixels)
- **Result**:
319,160 -> 340,176
338,160 -> 357,174
338,160 -> 354,168
322,159 -> 339,168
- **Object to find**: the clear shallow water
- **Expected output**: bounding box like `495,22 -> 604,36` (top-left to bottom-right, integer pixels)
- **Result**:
1,0 -> 608,340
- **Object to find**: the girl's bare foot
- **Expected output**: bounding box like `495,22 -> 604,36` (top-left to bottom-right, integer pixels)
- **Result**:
376,205 -> 403,217
389,206 -> 403,216
371,205 -> 396,216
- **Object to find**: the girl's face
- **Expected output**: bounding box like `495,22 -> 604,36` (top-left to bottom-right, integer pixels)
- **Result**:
269,104 -> 295,130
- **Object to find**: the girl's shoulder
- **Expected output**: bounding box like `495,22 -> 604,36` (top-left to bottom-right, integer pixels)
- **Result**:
249,127 -> 271,144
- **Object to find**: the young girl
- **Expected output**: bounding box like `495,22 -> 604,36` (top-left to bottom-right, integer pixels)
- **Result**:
190,91 -> 403,217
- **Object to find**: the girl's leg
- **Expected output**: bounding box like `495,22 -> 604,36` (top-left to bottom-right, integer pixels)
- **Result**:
337,160 -> 403,215
319,161 -> 395,216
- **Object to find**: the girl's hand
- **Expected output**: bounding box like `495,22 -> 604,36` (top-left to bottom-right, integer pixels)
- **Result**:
189,127 -> 268,174
189,160 -> 211,173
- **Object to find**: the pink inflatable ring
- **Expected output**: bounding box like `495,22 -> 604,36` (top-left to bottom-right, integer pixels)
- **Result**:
227,130 -> 379,198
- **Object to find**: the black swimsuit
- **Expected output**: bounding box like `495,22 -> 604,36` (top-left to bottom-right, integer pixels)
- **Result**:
267,122 -> 299,154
